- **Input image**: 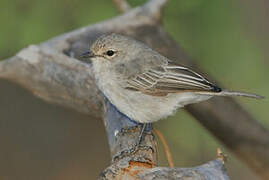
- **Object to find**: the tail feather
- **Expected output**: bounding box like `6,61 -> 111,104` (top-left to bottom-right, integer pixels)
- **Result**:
218,90 -> 264,99
198,89 -> 264,99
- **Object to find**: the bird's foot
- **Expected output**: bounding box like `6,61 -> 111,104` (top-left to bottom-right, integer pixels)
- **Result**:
113,123 -> 153,161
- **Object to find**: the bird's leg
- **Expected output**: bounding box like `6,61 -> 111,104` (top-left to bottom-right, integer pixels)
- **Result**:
137,123 -> 147,146
113,123 -> 154,161
126,123 -> 154,154
120,123 -> 148,150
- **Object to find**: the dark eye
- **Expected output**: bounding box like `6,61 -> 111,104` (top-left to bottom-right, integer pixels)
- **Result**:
106,50 -> 115,56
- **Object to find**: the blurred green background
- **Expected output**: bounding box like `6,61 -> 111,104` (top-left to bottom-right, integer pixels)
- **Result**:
0,0 -> 268,179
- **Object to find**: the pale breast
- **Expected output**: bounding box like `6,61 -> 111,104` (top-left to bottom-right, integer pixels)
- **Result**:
93,60 -> 212,123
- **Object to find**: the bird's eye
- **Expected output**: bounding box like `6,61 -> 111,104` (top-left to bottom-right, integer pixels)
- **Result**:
106,50 -> 115,56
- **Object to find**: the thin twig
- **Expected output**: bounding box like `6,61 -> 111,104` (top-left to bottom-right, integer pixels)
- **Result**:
112,0 -> 131,13
155,129 -> 175,168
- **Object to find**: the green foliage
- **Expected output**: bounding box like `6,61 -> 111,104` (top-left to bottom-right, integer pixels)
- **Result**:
0,0 -> 118,58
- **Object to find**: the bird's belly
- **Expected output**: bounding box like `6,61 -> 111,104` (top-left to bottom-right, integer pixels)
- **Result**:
101,84 -> 211,123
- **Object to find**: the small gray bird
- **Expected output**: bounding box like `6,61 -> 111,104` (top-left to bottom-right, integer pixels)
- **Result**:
81,34 -> 263,125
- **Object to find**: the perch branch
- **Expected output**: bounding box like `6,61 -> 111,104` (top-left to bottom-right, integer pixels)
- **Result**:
100,100 -> 229,180
0,0 -> 268,179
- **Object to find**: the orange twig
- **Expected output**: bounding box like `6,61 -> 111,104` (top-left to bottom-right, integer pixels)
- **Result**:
155,129 -> 175,168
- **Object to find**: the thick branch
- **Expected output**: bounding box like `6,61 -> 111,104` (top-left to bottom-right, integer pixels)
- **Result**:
100,100 -> 229,180
103,99 -> 157,161
0,0 -> 268,179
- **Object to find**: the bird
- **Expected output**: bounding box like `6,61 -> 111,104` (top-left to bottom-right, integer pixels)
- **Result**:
81,34 -> 263,147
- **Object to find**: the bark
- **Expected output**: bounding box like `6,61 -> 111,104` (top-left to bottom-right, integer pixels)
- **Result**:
100,99 -> 229,180
0,0 -> 267,179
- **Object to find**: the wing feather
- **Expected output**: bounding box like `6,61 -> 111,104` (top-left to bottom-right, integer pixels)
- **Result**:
123,59 -> 221,96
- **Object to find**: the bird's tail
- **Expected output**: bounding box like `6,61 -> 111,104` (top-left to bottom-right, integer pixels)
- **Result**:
218,90 -> 264,99
198,89 -> 264,99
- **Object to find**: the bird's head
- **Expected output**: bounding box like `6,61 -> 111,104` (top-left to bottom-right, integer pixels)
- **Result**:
80,34 -> 146,63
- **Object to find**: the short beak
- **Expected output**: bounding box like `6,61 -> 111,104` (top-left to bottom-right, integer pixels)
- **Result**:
80,50 -> 95,58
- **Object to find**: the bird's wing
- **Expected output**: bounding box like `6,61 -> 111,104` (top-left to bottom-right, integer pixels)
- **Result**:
124,60 -> 221,96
